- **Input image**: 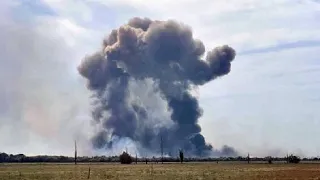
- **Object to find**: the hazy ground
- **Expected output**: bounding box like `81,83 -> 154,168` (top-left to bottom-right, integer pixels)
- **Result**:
1,162 -> 320,180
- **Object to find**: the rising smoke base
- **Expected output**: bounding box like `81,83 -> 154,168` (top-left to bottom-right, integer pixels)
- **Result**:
78,17 -> 237,157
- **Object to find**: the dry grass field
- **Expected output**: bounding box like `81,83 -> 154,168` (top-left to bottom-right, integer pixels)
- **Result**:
1,162 -> 320,180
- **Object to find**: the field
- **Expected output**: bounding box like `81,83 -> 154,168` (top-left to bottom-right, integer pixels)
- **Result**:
1,162 -> 320,180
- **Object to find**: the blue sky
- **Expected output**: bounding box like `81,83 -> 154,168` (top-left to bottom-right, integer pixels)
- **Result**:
0,0 -> 319,157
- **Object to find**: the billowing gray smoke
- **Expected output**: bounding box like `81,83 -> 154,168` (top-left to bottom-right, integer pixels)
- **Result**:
78,17 -> 236,157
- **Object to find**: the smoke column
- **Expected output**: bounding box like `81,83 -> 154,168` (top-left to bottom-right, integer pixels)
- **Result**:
78,17 -> 236,157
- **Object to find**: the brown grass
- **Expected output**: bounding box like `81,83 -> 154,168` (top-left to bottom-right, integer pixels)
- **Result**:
1,162 -> 320,180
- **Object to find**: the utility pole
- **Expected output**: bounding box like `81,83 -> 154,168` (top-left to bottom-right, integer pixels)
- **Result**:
135,152 -> 138,164
74,140 -> 77,165
160,136 -> 164,164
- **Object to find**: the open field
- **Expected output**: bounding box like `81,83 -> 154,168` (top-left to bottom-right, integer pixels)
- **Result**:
1,162 -> 320,180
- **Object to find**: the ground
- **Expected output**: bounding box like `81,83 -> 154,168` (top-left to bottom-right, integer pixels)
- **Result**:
1,162 -> 320,180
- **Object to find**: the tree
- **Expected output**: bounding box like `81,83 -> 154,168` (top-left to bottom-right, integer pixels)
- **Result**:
265,156 -> 273,164
179,149 -> 184,164
119,151 -> 132,164
288,154 -> 301,164
0,153 -> 8,162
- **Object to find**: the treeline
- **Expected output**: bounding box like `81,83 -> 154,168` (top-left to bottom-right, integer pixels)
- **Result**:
0,152 -> 317,163
0,153 -> 119,163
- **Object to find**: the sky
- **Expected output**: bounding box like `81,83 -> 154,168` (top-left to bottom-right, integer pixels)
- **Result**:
0,0 -> 319,157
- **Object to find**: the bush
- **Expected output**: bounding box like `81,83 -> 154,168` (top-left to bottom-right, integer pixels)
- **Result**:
265,156 -> 272,164
288,155 -> 301,164
119,152 -> 132,164
0,153 -> 9,162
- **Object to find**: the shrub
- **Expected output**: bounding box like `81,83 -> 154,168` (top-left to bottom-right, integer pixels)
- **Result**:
119,152 -> 132,164
288,154 -> 301,164
265,156 -> 272,164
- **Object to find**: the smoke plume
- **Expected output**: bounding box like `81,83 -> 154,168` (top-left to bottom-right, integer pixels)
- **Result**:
78,17 -> 236,157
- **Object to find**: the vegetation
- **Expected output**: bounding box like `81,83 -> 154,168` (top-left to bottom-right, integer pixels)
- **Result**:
0,152 -> 314,163
179,150 -> 184,163
288,154 -> 301,164
266,156 -> 273,164
119,151 -> 133,164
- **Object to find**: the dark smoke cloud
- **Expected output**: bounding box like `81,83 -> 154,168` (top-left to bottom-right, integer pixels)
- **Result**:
78,17 -> 236,157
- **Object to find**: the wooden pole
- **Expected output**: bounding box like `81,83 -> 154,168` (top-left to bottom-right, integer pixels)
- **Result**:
74,140 -> 77,165
87,167 -> 91,179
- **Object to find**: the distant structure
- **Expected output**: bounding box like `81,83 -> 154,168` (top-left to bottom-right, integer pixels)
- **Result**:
74,140 -> 77,165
